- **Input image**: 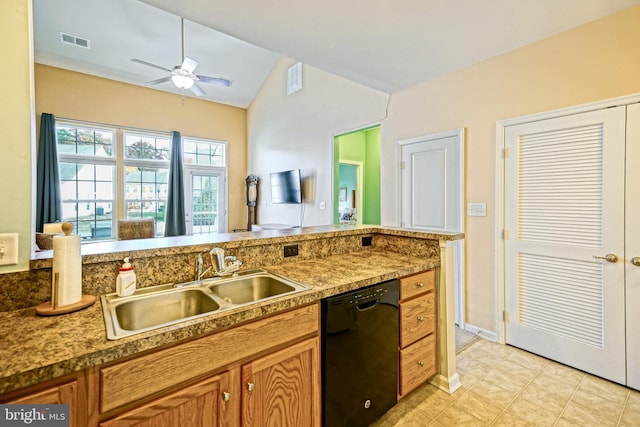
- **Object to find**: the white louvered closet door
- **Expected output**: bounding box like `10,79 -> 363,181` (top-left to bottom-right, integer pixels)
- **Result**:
504,106 -> 627,384
626,103 -> 640,390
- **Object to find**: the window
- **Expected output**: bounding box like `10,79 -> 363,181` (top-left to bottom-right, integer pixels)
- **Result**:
184,138 -> 226,167
57,124 -> 116,240
56,121 -> 228,240
123,133 -> 170,235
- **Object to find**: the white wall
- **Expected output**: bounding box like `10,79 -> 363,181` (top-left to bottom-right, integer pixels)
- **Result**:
247,58 -> 388,227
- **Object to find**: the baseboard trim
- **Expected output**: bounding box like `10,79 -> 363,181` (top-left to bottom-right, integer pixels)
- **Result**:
464,323 -> 498,343
430,372 -> 462,395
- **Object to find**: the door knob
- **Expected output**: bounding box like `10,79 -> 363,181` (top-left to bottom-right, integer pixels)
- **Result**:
593,254 -> 619,263
632,257 -> 640,267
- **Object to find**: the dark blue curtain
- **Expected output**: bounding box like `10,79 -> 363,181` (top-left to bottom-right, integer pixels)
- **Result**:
36,113 -> 62,232
164,131 -> 186,236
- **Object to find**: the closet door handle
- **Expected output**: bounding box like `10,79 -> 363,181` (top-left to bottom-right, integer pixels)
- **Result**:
593,254 -> 618,263
631,257 -> 640,267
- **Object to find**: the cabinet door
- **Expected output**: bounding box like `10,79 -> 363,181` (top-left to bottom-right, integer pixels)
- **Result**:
8,381 -> 79,427
100,373 -> 229,427
242,337 -> 320,427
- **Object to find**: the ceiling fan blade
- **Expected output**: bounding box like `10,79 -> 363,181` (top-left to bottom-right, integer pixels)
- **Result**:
197,75 -> 232,87
181,57 -> 198,74
131,58 -> 172,72
190,83 -> 206,97
147,76 -> 172,85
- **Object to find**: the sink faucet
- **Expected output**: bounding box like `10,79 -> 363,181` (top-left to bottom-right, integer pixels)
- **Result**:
194,248 -> 211,281
194,248 -> 242,281
210,247 -> 242,277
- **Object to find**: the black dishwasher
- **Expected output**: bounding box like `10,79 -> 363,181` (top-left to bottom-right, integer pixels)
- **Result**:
321,279 -> 399,427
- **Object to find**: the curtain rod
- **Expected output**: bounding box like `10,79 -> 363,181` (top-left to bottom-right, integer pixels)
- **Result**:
46,114 -> 174,136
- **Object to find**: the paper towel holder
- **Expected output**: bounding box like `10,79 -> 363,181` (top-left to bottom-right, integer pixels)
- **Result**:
35,222 -> 96,316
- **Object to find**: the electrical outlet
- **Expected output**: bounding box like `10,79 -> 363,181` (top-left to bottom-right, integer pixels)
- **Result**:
284,244 -> 299,257
362,236 -> 372,247
0,233 -> 19,266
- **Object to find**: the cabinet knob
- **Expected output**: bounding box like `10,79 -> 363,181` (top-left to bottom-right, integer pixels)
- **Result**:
247,382 -> 255,392
417,282 -> 424,288
632,257 -> 640,267
417,361 -> 424,367
417,316 -> 425,322
222,391 -> 231,402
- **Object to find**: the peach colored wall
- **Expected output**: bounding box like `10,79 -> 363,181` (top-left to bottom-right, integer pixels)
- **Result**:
0,0 -> 34,273
34,64 -> 248,232
381,6 -> 640,332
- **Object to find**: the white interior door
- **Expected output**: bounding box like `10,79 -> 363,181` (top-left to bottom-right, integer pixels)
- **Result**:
504,106 -> 627,384
400,130 -> 464,324
626,103 -> 640,389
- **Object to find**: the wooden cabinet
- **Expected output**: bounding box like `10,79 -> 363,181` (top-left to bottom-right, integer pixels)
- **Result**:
4,379 -> 83,427
242,337 -> 320,426
99,303 -> 320,426
100,374 -> 230,427
398,269 -> 437,398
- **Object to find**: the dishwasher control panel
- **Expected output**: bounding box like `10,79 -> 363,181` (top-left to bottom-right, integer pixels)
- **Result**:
348,287 -> 389,305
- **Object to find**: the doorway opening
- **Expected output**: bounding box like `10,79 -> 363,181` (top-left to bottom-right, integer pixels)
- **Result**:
333,125 -> 381,225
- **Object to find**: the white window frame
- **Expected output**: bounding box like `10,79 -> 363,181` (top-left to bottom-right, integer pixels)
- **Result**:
56,121 -> 117,241
55,120 -> 229,239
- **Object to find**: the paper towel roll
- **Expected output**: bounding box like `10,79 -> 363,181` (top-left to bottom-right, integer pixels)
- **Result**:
52,231 -> 82,307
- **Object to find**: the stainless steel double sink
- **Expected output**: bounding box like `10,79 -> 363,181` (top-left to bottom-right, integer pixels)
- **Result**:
100,269 -> 308,340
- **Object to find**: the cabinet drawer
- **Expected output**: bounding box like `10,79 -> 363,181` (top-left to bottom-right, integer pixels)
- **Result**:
100,303 -> 319,413
399,269 -> 435,301
399,334 -> 436,397
400,292 -> 435,348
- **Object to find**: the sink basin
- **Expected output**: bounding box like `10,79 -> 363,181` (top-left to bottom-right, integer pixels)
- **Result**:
101,270 -> 307,340
208,274 -> 300,304
115,288 -> 220,331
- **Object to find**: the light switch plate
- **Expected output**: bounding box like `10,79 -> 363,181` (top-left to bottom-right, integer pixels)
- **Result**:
467,203 -> 487,217
0,233 -> 18,265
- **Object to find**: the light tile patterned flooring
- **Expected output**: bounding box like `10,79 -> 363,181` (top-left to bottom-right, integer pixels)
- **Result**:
372,339 -> 640,426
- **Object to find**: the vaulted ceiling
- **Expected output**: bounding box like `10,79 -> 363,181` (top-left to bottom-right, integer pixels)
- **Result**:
34,0 -> 640,108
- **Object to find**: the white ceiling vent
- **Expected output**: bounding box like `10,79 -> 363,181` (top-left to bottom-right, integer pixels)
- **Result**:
287,62 -> 303,95
59,32 -> 90,49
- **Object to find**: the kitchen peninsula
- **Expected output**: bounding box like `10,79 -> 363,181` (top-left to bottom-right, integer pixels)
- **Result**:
0,225 -> 463,426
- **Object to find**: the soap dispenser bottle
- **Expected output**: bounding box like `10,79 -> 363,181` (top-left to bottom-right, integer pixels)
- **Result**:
116,257 -> 136,296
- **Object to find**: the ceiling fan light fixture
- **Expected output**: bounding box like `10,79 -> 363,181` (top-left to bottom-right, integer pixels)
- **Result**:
171,74 -> 194,89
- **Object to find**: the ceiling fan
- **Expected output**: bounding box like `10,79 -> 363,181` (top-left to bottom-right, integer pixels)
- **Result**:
131,17 -> 232,96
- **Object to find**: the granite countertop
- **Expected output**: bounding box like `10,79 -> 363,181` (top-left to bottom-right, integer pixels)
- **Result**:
0,249 -> 437,395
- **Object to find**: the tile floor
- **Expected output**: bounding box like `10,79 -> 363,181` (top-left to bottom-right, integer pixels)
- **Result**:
372,338 -> 640,426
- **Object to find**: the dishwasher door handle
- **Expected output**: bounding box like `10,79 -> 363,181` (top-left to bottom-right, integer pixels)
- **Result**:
356,299 -> 379,311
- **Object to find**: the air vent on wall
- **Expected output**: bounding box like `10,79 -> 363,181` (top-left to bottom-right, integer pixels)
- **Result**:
287,62 -> 303,95
59,32 -> 90,49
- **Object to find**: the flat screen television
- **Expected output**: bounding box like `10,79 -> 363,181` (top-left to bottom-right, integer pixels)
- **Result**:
271,169 -> 302,204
